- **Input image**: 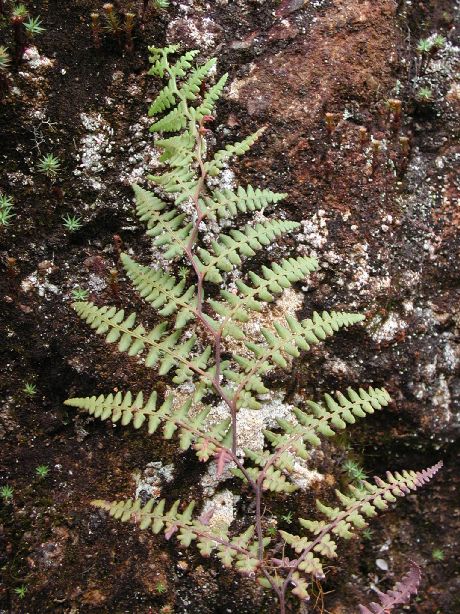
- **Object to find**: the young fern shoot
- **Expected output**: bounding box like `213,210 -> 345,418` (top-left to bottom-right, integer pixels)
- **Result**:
66,46 -> 442,613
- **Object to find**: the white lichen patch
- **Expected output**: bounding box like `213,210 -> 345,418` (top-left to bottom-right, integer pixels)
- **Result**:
431,375 -> 452,429
290,460 -> 323,489
369,313 -> 408,344
295,209 -> 329,253
133,461 -> 175,501
347,242 -> 370,293
23,46 -> 54,70
204,392 -> 296,454
20,272 -> 59,297
200,462 -> 235,497
74,113 -> 114,190
119,118 -> 161,186
87,273 -> 107,294
167,15 -> 223,50
201,489 -> 239,529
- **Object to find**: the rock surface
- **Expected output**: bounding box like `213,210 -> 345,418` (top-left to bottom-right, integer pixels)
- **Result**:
0,1 -> 458,613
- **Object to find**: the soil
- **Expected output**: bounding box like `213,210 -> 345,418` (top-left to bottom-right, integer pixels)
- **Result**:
0,1 -> 459,613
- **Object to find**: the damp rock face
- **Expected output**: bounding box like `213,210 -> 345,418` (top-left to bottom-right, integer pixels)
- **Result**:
0,1 -> 458,613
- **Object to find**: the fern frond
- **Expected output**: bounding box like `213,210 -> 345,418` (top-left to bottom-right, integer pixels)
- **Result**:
147,44 -> 181,78
192,73 -> 229,121
280,386 -> 392,445
167,49 -> 200,79
197,220 -> 300,283
180,58 -> 217,101
358,562 -> 421,614
65,386 -> 232,462
243,311 -> 364,375
205,128 -> 266,177
133,183 -> 167,221
201,185 -> 287,221
231,255 -> 319,315
149,101 -> 188,133
148,82 -> 177,116
155,132 -> 195,166
132,185 -> 192,259
148,58 -> 216,117
121,253 -> 196,329
93,496 -> 263,574
65,390 -> 165,432
72,301 -> 204,378
289,462 -> 443,562
260,387 -> 389,472
275,462 -> 442,598
64,384 -> 234,462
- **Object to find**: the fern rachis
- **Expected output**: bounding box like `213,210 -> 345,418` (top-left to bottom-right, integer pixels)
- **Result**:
66,46 -> 442,613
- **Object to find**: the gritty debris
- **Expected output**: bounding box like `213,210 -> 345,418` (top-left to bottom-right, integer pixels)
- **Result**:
134,461 -> 175,501
201,489 -> 239,529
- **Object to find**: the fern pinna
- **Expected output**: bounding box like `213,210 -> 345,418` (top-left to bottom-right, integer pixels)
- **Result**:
65,46 -> 442,613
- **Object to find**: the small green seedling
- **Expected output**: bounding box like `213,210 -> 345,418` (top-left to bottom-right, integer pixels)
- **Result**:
431,549 -> 445,562
0,194 -> 14,226
72,287 -> 89,301
35,465 -> 50,478
343,459 -> 368,483
362,528 -> 374,541
23,382 -> 37,396
24,16 -> 45,37
38,154 -> 61,178
11,4 -> 28,19
14,585 -> 27,599
155,581 -> 167,594
416,87 -> 434,103
280,511 -> 293,525
417,38 -> 433,54
432,35 -> 446,49
178,266 -> 188,280
62,214 -> 82,232
0,485 -> 14,500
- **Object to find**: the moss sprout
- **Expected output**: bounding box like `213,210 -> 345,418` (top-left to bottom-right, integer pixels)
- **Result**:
11,4 -> 28,19
24,15 -> 45,37
38,153 -> 61,178
72,287 -> 89,301
432,549 -> 445,562
35,465 -> 50,478
14,586 -> 27,599
0,194 -> 14,227
0,485 -> 14,500
62,214 -> 82,232
416,87 -> 434,103
343,459 -> 367,483
23,382 -> 37,396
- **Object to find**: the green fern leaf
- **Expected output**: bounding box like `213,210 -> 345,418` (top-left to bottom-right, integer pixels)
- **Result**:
192,73 -> 228,120
198,219 -> 300,283
205,128 -> 266,176
121,253 -> 196,329
148,82 -> 177,116
150,102 -> 188,133
147,44 -> 181,78
201,185 -> 287,221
